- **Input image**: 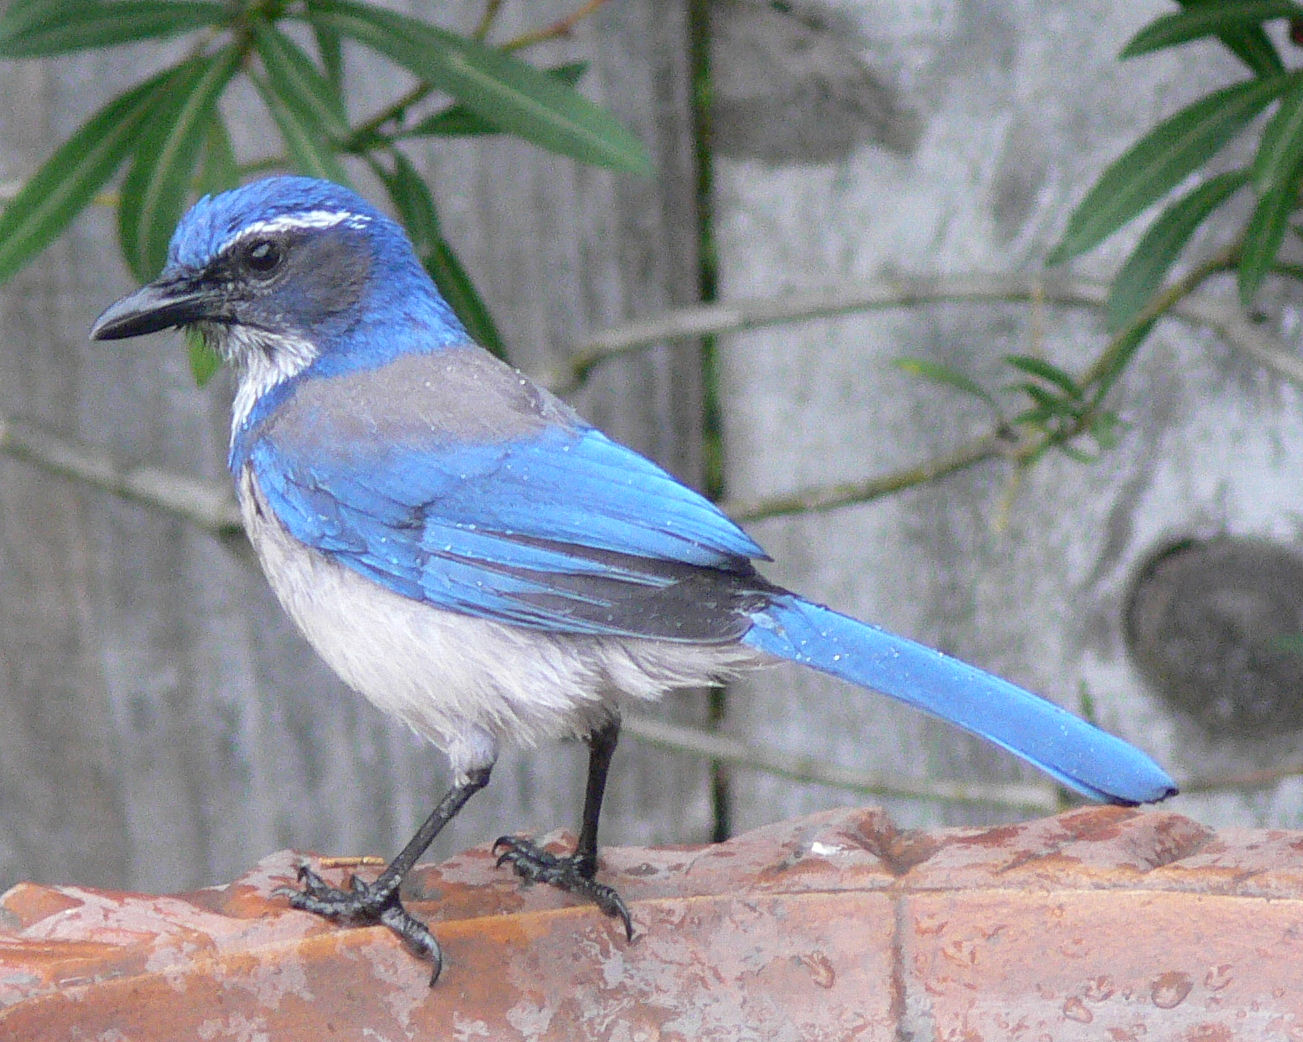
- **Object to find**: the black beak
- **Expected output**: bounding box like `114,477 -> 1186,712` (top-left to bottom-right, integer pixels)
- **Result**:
90,275 -> 224,341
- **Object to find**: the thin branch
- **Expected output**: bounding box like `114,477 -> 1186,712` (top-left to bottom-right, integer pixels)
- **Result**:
502,0 -> 612,51
0,413 -> 241,534
620,711 -> 1063,812
548,271 -> 1302,395
720,431 -> 1021,523
472,0 -> 504,41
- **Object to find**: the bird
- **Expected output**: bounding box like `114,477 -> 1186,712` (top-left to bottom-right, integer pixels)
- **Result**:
91,175 -> 1177,982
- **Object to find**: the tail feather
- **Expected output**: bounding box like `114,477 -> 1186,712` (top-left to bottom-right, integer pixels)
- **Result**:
743,595 -> 1177,805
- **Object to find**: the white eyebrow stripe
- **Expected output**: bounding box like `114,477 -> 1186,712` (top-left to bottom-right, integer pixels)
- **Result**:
223,209 -> 371,250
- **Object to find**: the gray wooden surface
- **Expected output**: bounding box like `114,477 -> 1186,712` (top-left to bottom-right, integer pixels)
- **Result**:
711,0 -> 1303,832
1,1 -> 1300,895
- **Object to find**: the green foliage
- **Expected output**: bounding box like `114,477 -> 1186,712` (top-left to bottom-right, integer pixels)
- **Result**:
896,354 -> 1123,465
1054,1 -> 1303,315
1121,2 -> 1301,64
0,0 -> 653,361
1105,170 -> 1247,331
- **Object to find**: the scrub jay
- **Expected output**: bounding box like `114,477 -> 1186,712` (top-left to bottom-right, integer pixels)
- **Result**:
92,176 -> 1175,981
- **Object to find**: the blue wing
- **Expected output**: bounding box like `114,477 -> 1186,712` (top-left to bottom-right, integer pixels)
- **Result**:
249,392 -> 771,640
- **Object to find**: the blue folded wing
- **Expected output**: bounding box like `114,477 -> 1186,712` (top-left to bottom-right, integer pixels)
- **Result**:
249,422 -> 770,640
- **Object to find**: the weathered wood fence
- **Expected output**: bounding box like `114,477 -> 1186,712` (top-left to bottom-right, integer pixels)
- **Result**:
2,0 -> 1300,893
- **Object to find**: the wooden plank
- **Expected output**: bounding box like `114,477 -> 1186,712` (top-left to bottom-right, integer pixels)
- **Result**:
708,0 -> 1277,832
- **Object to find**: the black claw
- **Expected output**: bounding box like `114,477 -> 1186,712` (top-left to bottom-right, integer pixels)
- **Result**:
493,836 -> 634,941
280,867 -> 444,983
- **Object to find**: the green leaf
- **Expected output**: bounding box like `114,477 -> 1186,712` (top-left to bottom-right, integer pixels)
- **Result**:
197,114 -> 239,197
424,235 -> 506,358
305,0 -> 345,91
1013,382 -> 1080,419
0,0 -> 223,57
1050,74 -> 1292,264
252,19 -> 350,141
1240,78 -> 1303,302
304,0 -> 651,173
380,152 -> 441,253
1092,318 -> 1157,405
0,0 -> 65,39
1004,355 -> 1084,399
185,327 -> 222,386
894,357 -> 1001,415
381,154 -> 505,356
1122,1 -> 1303,60
1107,169 -> 1247,332
1174,0 -> 1285,74
403,63 -> 590,139
251,72 -> 351,185
1239,178 -> 1303,303
1088,410 -> 1125,452
118,48 -> 240,281
1254,74 -> 1303,191
0,65 -> 178,284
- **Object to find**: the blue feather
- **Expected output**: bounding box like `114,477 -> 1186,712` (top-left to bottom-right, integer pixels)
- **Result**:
744,596 -> 1177,804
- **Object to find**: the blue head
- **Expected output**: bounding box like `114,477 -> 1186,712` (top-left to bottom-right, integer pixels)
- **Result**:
91,176 -> 467,383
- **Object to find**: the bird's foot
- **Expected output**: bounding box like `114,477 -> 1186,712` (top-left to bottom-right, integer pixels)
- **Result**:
492,836 -> 633,940
276,863 -> 444,983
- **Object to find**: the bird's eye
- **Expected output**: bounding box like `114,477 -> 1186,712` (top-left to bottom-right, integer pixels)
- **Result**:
241,237 -> 284,277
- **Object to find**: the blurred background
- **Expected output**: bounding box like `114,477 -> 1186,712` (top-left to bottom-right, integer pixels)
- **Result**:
2,0 -> 1301,894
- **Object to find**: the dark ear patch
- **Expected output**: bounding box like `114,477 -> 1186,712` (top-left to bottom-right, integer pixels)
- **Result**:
286,225 -> 371,317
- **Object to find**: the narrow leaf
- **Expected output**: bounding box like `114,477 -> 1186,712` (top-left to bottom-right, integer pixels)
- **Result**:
305,0 -> 345,90
118,48 -> 240,281
0,65 -> 179,283
1175,0 -> 1285,74
1107,169 -> 1247,331
1122,1 -> 1303,60
1050,74 -> 1292,263
424,237 -> 506,358
1254,74 -> 1303,191
894,358 -> 1001,415
1004,355 -> 1084,399
1014,382 -> 1079,419
251,72 -> 351,185
0,0 -> 223,57
193,116 -> 239,383
1239,177 -> 1303,302
197,115 -> 239,197
0,0 -> 66,39
380,153 -> 441,253
1241,78 -> 1303,302
1088,411 -> 1125,452
382,155 -> 504,355
186,327 -> 222,386
304,0 -> 651,173
252,20 -> 350,141
1092,318 -> 1158,405
403,63 -> 590,139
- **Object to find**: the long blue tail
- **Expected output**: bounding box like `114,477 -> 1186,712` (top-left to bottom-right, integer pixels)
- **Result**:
742,595 -> 1177,805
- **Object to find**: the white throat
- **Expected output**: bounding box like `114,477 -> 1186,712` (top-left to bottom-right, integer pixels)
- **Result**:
218,324 -> 320,438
